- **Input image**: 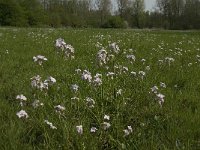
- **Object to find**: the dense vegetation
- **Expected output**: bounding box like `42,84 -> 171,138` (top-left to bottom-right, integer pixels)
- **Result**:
0,0 -> 200,29
0,28 -> 200,149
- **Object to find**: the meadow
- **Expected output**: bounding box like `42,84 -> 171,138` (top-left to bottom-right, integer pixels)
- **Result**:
0,28 -> 200,149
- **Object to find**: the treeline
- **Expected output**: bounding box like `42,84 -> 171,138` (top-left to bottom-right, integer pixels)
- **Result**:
0,0 -> 199,29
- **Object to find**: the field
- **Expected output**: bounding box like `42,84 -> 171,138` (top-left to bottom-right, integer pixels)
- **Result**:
0,28 -> 200,149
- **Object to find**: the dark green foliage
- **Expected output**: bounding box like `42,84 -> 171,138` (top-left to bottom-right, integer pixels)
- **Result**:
0,0 -> 27,26
102,16 -> 126,28
0,0 -> 199,29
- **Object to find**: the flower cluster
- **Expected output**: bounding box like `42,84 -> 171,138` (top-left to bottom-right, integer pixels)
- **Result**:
31,75 -> 56,91
151,83 -> 166,106
33,55 -> 47,65
55,38 -> 75,59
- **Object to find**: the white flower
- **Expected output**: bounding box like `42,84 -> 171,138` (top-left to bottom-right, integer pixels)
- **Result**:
104,115 -> 110,121
102,122 -> 111,130
46,76 -> 56,84
54,105 -> 65,112
122,66 -> 129,73
33,55 -> 47,65
160,82 -> 166,88
16,94 -> 27,101
151,86 -> 159,94
126,55 -> 136,62
145,66 -> 150,71
93,73 -> 102,86
76,125 -> 83,134
138,71 -> 146,79
16,110 -> 29,119
123,129 -> 130,136
44,120 -> 57,129
32,100 -> 44,108
117,89 -> 122,95
82,70 -> 92,82
55,38 -> 75,59
71,97 -> 80,101
156,93 -> 165,106
85,97 -> 95,108
55,38 -> 66,48
75,69 -> 82,74
131,71 -> 137,76
123,126 -> 133,136
106,72 -> 115,79
90,127 -> 98,133
141,59 -> 146,64
109,42 -> 120,54
127,126 -> 133,133
71,84 -> 79,93
97,48 -> 108,66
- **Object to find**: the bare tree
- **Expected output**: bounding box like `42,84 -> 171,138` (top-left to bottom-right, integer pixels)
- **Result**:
132,0 -> 145,28
117,0 -> 129,18
95,0 -> 112,25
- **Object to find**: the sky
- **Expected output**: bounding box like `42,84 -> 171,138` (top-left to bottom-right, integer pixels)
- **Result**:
111,0 -> 157,12
145,0 -> 156,11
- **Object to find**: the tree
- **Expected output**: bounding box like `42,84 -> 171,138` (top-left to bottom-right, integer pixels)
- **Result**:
95,0 -> 112,25
0,0 -> 27,26
117,0 -> 129,18
132,0 -> 145,28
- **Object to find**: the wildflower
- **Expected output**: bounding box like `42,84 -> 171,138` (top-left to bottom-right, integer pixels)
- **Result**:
123,129 -> 130,136
145,66 -> 150,71
138,71 -> 146,79
54,105 -> 65,112
16,94 -> 27,106
71,97 -> 80,101
55,38 -> 66,49
126,55 -> 136,62
32,100 -> 44,108
102,122 -> 111,130
131,71 -> 137,76
71,84 -> 79,93
151,86 -> 159,94
156,93 -> 165,106
160,82 -> 166,88
109,42 -> 120,54
31,75 -> 42,88
106,72 -> 115,79
82,70 -> 92,82
44,120 -> 57,129
97,48 -> 108,66
116,89 -> 122,96
16,94 -> 27,101
45,76 -> 56,85
75,69 -> 82,74
64,44 -> 75,59
104,115 -> 110,121
165,57 -> 175,65
123,126 -> 133,136
90,127 -> 98,133
16,110 -> 29,119
33,55 -> 47,65
85,97 -> 95,108
76,125 -> 83,134
122,66 -> 129,73
93,73 -> 102,86
141,59 -> 146,64
55,38 -> 75,59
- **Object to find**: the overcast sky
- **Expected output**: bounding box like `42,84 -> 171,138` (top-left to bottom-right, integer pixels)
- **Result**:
112,0 -> 157,12
145,0 -> 156,11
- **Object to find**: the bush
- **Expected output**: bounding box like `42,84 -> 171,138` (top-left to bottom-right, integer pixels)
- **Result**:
102,16 -> 127,28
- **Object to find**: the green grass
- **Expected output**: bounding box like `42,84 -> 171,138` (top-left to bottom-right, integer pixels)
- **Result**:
0,28 -> 200,149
